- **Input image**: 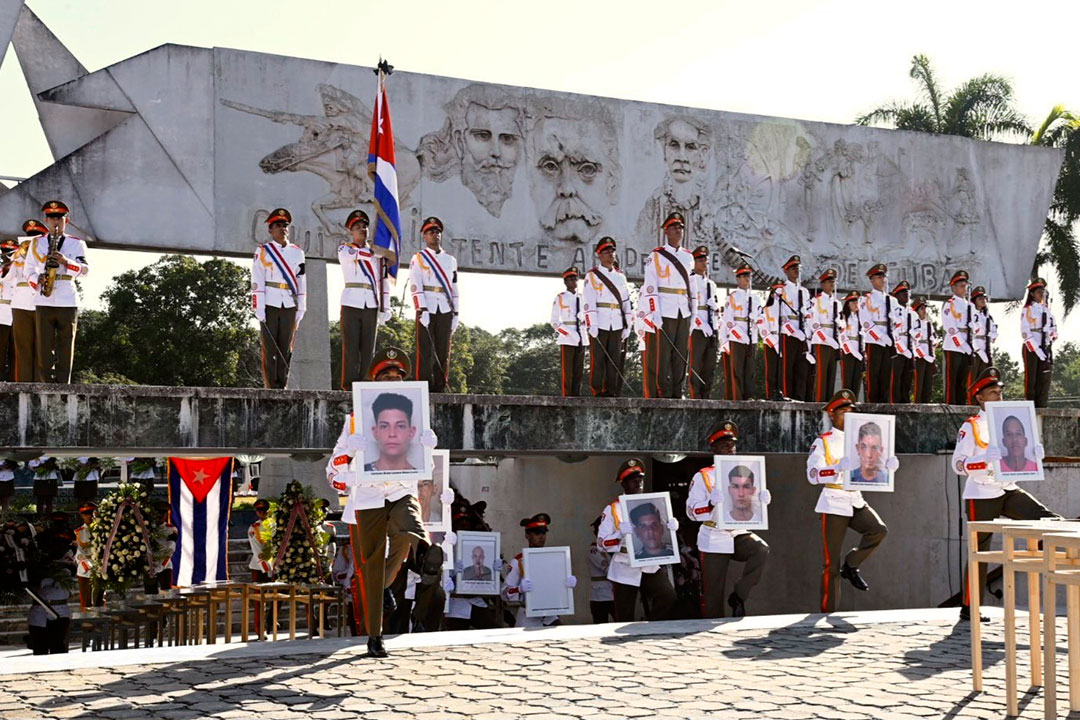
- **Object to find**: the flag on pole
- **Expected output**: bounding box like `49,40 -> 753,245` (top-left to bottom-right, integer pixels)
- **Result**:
168,457 -> 234,587
368,63 -> 403,278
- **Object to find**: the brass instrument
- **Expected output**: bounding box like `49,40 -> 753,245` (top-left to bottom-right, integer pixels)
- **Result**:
39,226 -> 61,298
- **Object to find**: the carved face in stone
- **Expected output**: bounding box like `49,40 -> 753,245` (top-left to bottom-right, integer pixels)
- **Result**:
529,116 -> 616,245
457,103 -> 523,216
661,119 -> 708,185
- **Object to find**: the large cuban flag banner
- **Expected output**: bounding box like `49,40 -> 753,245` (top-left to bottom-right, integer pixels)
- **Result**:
168,457 -> 234,586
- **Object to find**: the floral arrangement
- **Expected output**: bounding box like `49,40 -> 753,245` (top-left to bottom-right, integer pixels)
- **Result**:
263,481 -> 328,585
89,482 -> 165,594
60,457 -> 117,481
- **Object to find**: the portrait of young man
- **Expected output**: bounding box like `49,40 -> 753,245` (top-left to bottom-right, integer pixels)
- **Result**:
629,501 -> 675,561
724,464 -> 761,524
850,421 -> 888,485
364,391 -> 419,474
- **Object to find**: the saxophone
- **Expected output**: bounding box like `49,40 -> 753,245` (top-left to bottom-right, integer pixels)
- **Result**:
39,227 -> 61,298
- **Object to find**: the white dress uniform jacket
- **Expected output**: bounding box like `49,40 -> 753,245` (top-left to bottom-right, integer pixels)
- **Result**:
24,234 -> 89,308
806,428 -> 867,517
640,244 -> 695,326
596,499 -> 660,587
551,290 -> 586,346
326,412 -> 418,521
251,241 -> 307,318
942,295 -> 973,355
951,410 -> 1019,500
338,242 -> 390,315
685,466 -> 748,555
583,265 -> 632,333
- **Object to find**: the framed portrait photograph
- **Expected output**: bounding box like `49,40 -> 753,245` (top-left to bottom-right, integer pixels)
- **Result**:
352,380 -> 433,485
842,412 -> 896,492
713,455 -> 769,531
456,530 -> 501,596
619,492 -> 680,568
986,401 -> 1045,482
419,450 -> 451,533
523,546 -> 575,618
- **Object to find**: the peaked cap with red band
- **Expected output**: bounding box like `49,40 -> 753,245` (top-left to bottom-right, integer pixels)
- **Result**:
616,458 -> 646,483
825,389 -> 856,413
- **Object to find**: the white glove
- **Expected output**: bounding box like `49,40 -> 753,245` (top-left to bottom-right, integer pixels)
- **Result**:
839,455 -> 860,472
345,433 -> 365,454
621,327 -> 631,341
565,575 -> 578,588
255,306 -> 266,323
620,523 -> 635,538
984,446 -> 1003,463
443,530 -> 456,547
885,456 -> 900,472
440,489 -> 455,505
666,517 -> 679,532
804,350 -> 816,366
721,343 -> 731,355
519,578 -> 534,593
588,325 -> 599,339
443,576 -> 455,593
1034,444 -> 1046,461
378,310 -> 391,325
453,560 -> 464,574
451,315 -> 460,333
759,489 -> 772,506
329,471 -> 359,492
296,311 -> 305,327
419,311 -> 431,328
420,429 -> 438,448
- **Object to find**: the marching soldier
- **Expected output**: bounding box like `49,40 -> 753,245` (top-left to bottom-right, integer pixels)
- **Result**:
778,256 -> 812,401
941,270 -> 973,405
24,201 -> 89,383
74,502 -> 101,609
720,263 -> 760,401
584,238 -> 632,397
639,212 -> 694,399
859,264 -> 894,403
9,220 -> 44,381
0,239 -> 15,379
839,291 -> 864,401
685,421 -> 771,617
808,268 -> 843,402
889,280 -> 916,404
596,459 -> 677,621
806,389 -> 895,612
968,286 -> 997,390
339,210 -> 391,389
409,217 -> 459,393
1020,278 -> 1056,407
688,245 -> 720,399
911,297 -> 938,404
551,267 -> 587,396
326,346 -> 444,657
758,282 -> 785,400
953,367 -> 1058,621
252,208 -> 307,389
503,513 -> 578,627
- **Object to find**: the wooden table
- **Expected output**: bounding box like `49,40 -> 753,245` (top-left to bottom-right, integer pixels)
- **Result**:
1041,532 -> 1080,719
305,584 -> 345,638
249,582 -> 295,641
201,581 -> 248,644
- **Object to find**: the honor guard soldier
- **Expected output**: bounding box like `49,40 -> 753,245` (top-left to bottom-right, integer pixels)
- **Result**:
339,210 -> 391,389
0,459 -> 17,511
587,516 -> 615,623
778,255 -> 813,401
10,220 -> 45,381
968,286 -> 997,389
639,212 -> 694,399
584,238 -> 632,397
953,367 -> 1058,621
0,239 -> 15,378
1021,278 -> 1057,407
687,245 -> 720,399
24,201 -> 89,383
839,291 -> 864,399
551,266 -> 586,396
858,264 -> 894,403
720,263 -> 760,401
685,421 -> 771,617
248,499 -> 273,582
31,456 -> 61,516
807,390 -> 894,612
758,282 -> 785,400
596,459 -> 677,621
74,502 -> 100,609
889,280 -> 916,404
252,208 -> 307,389
503,513 -> 578,627
409,217 -> 459,393
808,268 -> 843,402
326,346 -> 443,657
910,297 -> 938,403
941,270 -> 973,405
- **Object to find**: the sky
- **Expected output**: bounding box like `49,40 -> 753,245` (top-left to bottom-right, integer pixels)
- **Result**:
2,0 -> 1078,363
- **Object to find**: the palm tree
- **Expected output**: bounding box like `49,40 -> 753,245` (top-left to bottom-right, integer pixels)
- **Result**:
858,55 -> 1080,314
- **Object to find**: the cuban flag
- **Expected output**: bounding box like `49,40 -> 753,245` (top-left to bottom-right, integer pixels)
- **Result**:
368,65 -> 403,278
168,457 -> 234,586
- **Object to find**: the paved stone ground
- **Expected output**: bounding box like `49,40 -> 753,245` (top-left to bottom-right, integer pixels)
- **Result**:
0,610 -> 1066,719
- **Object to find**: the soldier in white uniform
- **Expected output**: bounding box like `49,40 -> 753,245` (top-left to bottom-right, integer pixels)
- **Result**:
778,255 -> 812,401
248,499 -> 273,582
941,270 -> 973,405
910,297 -> 938,404
584,238 -> 633,397
806,390 -> 895,612
23,201 -> 89,383
0,459 -> 16,511
952,366 -> 1058,621
9,220 -> 45,381
808,268 -> 843,402
503,513 -> 578,628
409,216 -> 459,393
550,266 -> 586,396
1020,278 -> 1057,407
838,291 -> 864,400
251,208 -> 307,389
587,516 -> 614,623
687,245 -> 720,399
888,280 -> 916,404
0,239 -> 15,378
638,212 -> 694,399
858,264 -> 894,404
596,459 -> 677,621
720,263 -> 760,401
74,502 -> 100,609
758,283 -> 785,400
968,285 -> 997,389
339,209 -> 391,389
685,421 -> 771,617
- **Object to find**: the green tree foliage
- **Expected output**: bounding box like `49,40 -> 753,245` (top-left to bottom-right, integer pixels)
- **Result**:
1031,106 -> 1080,314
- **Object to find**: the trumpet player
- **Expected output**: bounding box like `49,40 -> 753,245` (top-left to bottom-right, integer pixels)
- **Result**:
24,201 -> 88,383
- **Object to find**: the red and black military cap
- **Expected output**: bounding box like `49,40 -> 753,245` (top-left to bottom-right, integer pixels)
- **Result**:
266,208 -> 292,225
41,200 -> 68,217
911,296 -> 927,311
692,245 -> 708,260
595,236 -> 616,255
370,346 -> 411,379
969,285 -> 987,301
707,420 -> 739,445
824,389 -> 856,413
22,219 -> 47,236
819,268 -> 838,283
616,458 -> 646,483
969,366 -> 1003,397
1027,277 -> 1047,291
842,290 -> 861,304
891,280 -> 911,296
662,211 -> 685,229
253,499 -> 270,511
562,266 -> 579,280
866,263 -> 888,278
782,255 -> 801,271
421,216 -> 444,234
520,513 -> 552,533
78,502 -> 97,514
950,270 -> 969,286
345,210 -> 370,230
734,263 -> 752,277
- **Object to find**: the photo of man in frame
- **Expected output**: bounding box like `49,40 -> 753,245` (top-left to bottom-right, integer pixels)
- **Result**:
1000,414 -> 1039,474
850,420 -> 888,485
628,500 -> 676,562
722,462 -> 762,524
